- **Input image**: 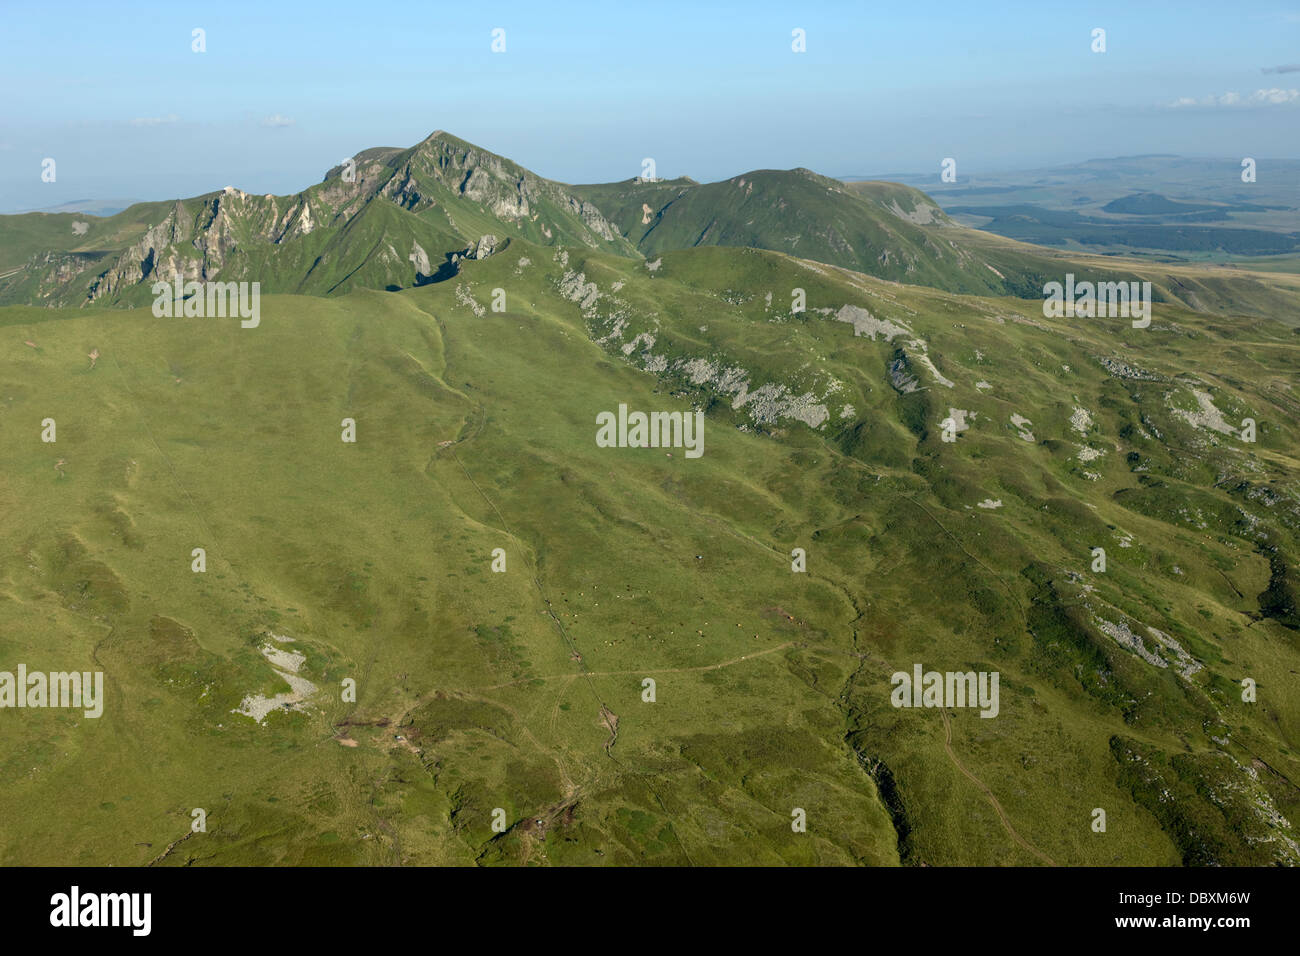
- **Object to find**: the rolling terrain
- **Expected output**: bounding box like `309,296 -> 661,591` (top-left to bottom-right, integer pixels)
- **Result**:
1,135 -> 1299,866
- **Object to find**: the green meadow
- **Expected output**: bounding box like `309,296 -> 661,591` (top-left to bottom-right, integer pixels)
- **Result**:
2,232 -> 1298,865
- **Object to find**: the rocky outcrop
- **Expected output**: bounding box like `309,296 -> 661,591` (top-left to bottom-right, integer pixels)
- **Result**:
465,235 -> 499,260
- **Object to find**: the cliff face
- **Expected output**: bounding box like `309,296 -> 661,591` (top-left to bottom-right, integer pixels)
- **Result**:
82,190 -> 325,303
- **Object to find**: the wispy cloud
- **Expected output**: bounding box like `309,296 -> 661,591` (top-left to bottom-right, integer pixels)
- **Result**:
260,114 -> 295,128
1167,88 -> 1299,108
130,114 -> 180,127
1262,64 -> 1300,74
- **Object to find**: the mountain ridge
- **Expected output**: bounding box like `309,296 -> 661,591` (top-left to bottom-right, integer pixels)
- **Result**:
2,131 -> 1298,321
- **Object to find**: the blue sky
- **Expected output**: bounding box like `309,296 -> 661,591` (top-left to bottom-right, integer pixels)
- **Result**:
1,0 -> 1298,210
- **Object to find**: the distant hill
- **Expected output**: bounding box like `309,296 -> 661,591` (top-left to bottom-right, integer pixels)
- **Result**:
12,199 -> 139,217
1100,192 -> 1221,215
574,171 -> 1007,294
855,156 -> 1300,262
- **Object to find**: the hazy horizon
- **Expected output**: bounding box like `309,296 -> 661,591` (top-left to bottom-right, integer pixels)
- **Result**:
12,147 -> 1300,216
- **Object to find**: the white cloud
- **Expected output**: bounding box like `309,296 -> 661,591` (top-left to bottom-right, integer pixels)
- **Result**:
1251,87 -> 1300,104
1167,88 -> 1298,108
261,114 -> 295,128
130,114 -> 180,126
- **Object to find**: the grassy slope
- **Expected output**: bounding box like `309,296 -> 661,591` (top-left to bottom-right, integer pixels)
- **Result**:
573,170 -> 1060,296
570,173 -> 1300,321
0,204 -> 174,274
2,239 -> 1297,865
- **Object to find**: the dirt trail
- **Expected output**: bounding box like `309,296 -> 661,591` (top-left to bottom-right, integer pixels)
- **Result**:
479,641 -> 795,691
939,708 -> 1057,866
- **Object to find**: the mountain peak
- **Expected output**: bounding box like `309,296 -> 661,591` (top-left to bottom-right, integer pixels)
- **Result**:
414,129 -> 478,152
